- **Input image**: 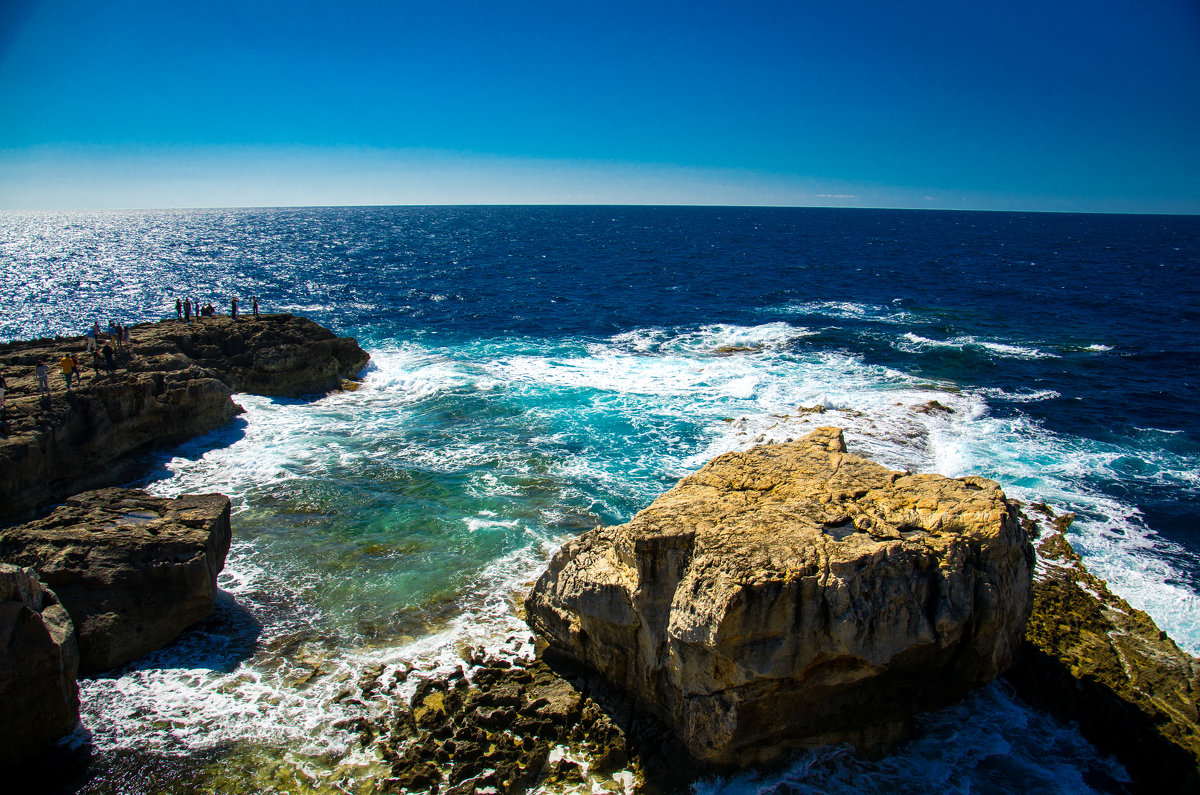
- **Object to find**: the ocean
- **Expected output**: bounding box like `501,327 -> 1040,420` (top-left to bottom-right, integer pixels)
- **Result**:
2,206 -> 1197,793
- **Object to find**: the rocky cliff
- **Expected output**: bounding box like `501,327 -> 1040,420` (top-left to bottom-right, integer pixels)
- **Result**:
0,314 -> 368,523
0,563 -> 79,765
525,427 -> 1032,766
1007,506 -> 1200,792
0,488 -> 232,674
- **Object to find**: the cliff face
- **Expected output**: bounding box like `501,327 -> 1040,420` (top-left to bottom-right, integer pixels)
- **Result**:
0,314 -> 368,523
1008,508 -> 1200,792
0,563 -> 78,766
0,488 -> 232,674
525,427 -> 1032,765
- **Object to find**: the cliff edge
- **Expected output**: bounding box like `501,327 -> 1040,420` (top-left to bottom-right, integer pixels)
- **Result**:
0,314 -> 369,523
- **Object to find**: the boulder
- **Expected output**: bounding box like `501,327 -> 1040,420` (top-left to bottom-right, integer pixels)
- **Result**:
525,427 -> 1032,765
0,314 -> 368,523
1006,507 -> 1200,792
0,563 -> 79,766
0,488 -> 232,673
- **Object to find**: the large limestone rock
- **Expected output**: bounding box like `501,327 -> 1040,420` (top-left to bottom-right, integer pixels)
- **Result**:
525,427 -> 1032,765
1007,507 -> 1200,792
0,563 -> 79,766
0,488 -> 232,673
0,314 -> 368,522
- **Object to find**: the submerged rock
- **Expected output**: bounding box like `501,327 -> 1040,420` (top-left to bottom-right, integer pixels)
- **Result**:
1007,507 -> 1200,792
0,488 -> 232,673
525,426 -> 1032,765
0,563 -> 79,766
0,314 -> 368,523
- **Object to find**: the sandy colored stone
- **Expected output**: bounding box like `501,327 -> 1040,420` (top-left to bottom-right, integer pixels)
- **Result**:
525,427 -> 1032,765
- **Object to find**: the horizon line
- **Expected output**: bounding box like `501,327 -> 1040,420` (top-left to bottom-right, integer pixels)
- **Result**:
4,202 -> 1198,218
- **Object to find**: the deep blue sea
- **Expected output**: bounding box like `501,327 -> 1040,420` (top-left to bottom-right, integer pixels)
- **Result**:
2,206 -> 1198,793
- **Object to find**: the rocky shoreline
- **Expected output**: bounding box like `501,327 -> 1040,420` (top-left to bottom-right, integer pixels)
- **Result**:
0,313 -> 369,524
2,315 -> 1197,791
0,315 -> 369,766
1008,505 -> 1200,792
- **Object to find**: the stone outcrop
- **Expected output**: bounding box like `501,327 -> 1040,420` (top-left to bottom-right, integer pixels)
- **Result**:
525,426 -> 1032,766
0,563 -> 79,766
1007,507 -> 1200,792
0,314 -> 368,523
0,488 -> 232,673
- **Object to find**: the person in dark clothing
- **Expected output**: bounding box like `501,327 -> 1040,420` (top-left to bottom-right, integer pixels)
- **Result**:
102,343 -> 115,375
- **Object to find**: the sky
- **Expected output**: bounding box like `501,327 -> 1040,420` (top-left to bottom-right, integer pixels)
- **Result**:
0,0 -> 1198,213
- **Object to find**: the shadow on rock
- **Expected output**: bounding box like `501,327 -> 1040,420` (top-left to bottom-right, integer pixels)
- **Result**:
86,590 -> 263,680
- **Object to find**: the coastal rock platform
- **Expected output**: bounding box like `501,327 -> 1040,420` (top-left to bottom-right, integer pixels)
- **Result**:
525,426 -> 1033,765
0,563 -> 79,766
1008,507 -> 1200,792
0,314 -> 369,523
0,488 -> 232,673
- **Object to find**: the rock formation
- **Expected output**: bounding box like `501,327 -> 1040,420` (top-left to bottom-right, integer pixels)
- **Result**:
0,314 -> 368,523
525,426 -> 1032,766
0,488 -> 232,673
1007,506 -> 1200,792
0,563 -> 79,766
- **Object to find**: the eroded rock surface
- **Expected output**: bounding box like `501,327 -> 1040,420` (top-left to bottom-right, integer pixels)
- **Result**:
1008,506 -> 1200,792
0,314 -> 368,522
0,563 -> 79,766
0,488 -> 232,673
525,426 -> 1032,765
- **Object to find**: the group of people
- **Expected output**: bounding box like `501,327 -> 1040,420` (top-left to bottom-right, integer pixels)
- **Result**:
32,321 -> 128,401
176,295 -> 259,321
87,320 -> 130,353
3,295 -> 268,415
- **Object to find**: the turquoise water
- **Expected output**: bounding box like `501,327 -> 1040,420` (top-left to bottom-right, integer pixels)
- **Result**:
4,206 -> 1197,792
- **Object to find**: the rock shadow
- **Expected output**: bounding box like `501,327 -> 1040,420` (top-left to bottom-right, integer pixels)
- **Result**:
136,415 -> 250,482
85,589 -> 263,679
538,646 -> 713,794
1006,646 -> 1197,794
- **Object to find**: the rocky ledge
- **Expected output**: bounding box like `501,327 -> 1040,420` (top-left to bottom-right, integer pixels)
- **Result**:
1007,506 -> 1200,792
0,563 -> 79,766
525,426 -> 1032,766
0,488 -> 232,673
0,314 -> 369,523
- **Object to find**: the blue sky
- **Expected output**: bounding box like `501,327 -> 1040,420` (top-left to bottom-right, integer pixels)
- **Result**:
1,0 -> 1198,212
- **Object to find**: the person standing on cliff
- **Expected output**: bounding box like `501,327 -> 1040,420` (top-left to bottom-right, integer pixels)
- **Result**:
252,296 -> 259,318
176,297 -> 182,319
184,298 -> 192,322
35,360 -> 50,398
85,325 -> 97,353
102,342 -> 115,376
59,354 -> 75,392
231,296 -> 238,320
